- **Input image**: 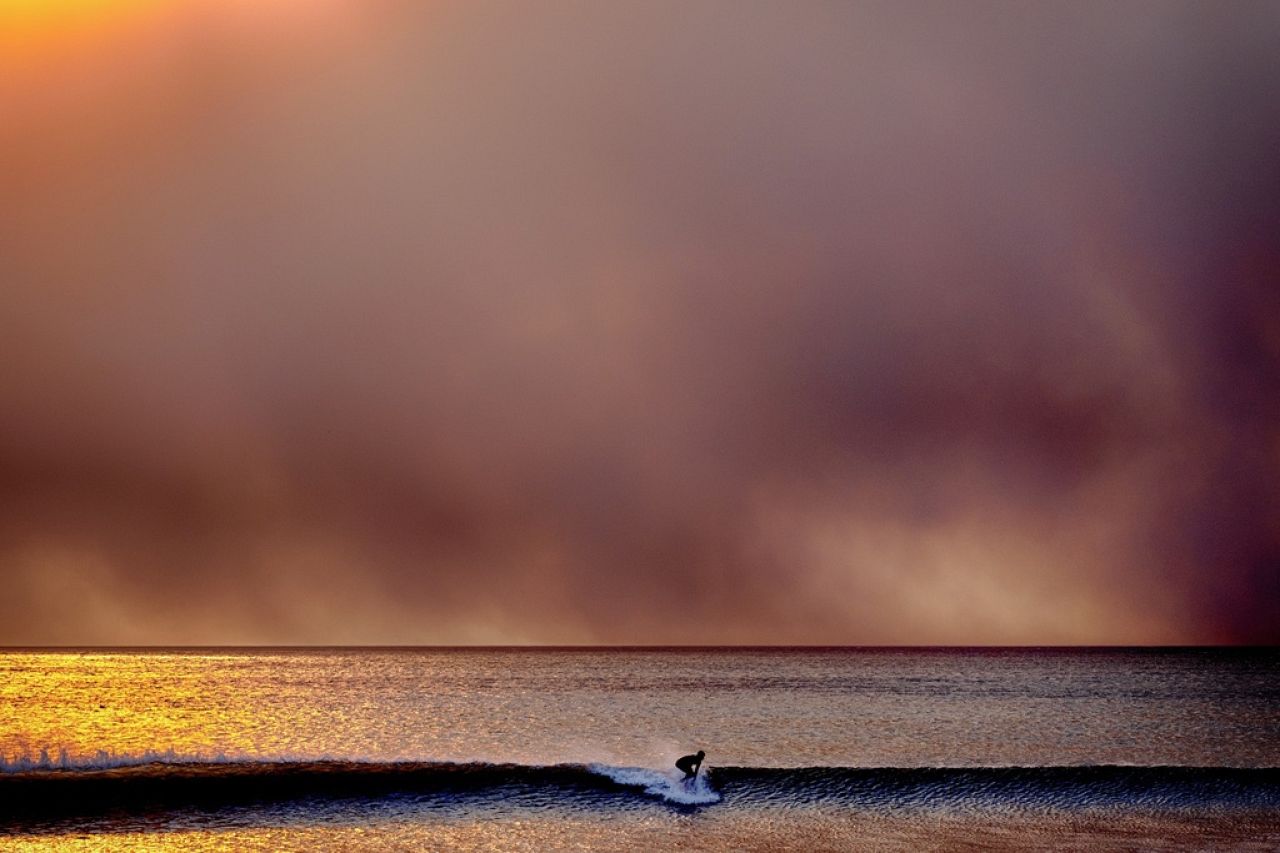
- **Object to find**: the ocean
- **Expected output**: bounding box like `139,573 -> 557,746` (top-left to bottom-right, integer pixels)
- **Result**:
1,647 -> 1277,850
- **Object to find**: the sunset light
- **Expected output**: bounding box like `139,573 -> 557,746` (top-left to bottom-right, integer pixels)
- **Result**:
1,1 -> 1277,848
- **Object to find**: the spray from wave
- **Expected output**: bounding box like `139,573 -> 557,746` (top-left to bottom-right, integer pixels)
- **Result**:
0,748 -> 248,774
587,764 -> 721,805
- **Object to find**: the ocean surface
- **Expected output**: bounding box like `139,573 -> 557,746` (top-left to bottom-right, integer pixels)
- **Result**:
1,647 -> 1277,850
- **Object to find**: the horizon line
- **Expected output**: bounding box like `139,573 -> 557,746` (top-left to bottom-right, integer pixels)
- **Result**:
1,643 -> 1276,651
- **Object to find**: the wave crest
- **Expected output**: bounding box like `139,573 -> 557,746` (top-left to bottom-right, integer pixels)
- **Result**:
588,764 -> 721,805
1,759 -> 1277,825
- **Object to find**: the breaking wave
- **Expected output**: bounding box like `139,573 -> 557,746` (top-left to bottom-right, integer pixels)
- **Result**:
1,757 -> 1276,824
587,764 -> 720,805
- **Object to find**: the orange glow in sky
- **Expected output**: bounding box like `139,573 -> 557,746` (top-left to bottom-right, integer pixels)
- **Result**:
1,1 -> 1277,645
0,0 -> 158,57
0,0 -> 358,66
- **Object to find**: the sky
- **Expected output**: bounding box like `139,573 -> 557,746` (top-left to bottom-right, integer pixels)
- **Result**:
1,1 -> 1278,645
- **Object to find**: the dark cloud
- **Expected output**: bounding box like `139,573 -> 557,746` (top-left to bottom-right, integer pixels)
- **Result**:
1,1 -> 1277,643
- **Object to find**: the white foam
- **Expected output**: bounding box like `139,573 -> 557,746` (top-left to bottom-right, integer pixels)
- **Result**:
588,763 -> 721,805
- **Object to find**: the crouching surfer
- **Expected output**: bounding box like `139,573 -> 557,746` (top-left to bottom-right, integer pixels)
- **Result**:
675,750 -> 705,781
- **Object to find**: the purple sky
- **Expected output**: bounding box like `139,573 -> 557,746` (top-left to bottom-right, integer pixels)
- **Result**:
2,1 -> 1277,644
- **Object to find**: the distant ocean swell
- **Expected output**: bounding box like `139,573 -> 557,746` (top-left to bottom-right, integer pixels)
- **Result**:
2,760 -> 1278,824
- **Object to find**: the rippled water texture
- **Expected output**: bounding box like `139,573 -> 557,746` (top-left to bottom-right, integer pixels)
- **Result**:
2,648 -> 1278,849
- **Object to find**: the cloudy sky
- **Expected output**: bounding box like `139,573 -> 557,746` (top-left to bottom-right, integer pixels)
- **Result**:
2,1 -> 1277,644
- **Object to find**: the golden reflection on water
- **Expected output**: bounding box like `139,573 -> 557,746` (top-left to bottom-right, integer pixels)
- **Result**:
0,652 -> 395,764
4,648 -> 1278,769
3,650 -> 1280,850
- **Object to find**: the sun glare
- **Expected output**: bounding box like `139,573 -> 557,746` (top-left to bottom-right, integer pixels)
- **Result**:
0,0 -> 161,59
1,0 -> 144,30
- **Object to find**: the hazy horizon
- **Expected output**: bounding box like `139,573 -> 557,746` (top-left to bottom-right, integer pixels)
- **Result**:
3,643 -> 1277,650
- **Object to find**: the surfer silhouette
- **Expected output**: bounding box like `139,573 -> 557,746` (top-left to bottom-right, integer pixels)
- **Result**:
675,750 -> 705,781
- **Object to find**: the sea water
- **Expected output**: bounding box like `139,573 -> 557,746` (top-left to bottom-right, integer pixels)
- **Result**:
1,647 -> 1277,850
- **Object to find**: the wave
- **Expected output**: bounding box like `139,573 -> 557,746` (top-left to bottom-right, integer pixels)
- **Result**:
588,764 -> 720,805
0,759 -> 1276,824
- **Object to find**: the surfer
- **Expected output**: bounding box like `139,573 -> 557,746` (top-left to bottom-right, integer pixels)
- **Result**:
675,750 -> 705,781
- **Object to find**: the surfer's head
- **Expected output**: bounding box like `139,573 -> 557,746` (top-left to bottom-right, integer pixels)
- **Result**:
696,751 -> 705,759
